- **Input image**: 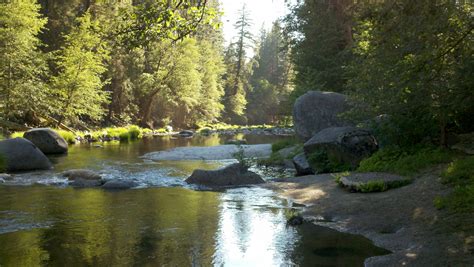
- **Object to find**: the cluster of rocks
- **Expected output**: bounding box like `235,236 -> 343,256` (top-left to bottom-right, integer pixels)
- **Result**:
290,91 -> 379,176
0,128 -> 68,172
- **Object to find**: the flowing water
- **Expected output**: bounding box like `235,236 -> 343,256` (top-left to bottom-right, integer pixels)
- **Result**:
0,134 -> 389,266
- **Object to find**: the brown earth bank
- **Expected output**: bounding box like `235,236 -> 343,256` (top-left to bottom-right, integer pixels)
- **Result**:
262,167 -> 474,266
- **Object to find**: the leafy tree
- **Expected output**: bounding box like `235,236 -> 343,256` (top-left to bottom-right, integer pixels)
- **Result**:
51,12 -> 109,126
347,0 -> 474,146
0,0 -> 48,123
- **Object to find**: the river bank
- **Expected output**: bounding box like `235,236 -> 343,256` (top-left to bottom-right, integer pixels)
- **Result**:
263,167 -> 474,266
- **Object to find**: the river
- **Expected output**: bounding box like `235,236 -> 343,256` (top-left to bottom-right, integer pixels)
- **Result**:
0,134 -> 388,266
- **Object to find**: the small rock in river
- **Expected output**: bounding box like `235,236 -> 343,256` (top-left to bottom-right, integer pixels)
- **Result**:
287,215 -> 304,226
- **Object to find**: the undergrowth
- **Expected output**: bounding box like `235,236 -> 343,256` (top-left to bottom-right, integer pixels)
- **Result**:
307,150 -> 351,173
435,156 -> 474,213
358,145 -> 454,176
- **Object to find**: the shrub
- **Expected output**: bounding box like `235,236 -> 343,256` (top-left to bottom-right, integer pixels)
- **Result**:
55,129 -> 76,144
198,127 -> 212,135
358,145 -> 454,176
436,156 -> 474,213
10,132 -> 24,138
119,131 -> 130,142
271,138 -> 300,153
307,150 -> 351,173
128,125 -> 141,140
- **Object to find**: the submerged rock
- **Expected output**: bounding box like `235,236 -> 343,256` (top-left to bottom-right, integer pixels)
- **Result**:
62,169 -> 104,187
225,139 -> 247,145
24,128 -> 68,154
293,91 -> 353,141
178,130 -> 194,137
102,180 -> 138,190
0,173 -> 12,180
185,163 -> 265,187
293,153 -> 314,176
0,138 -> 52,171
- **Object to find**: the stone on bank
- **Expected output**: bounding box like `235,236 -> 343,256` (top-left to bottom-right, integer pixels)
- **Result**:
0,138 -> 52,171
24,128 -> 68,154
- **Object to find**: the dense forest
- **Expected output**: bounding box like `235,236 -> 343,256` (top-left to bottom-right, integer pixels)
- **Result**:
0,0 -> 293,131
0,0 -> 473,145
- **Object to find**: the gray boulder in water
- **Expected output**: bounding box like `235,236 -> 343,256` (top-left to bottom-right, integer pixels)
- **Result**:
24,128 -> 68,154
62,169 -> 104,187
102,180 -> 138,190
304,127 -> 378,169
185,163 -> 265,187
293,91 -> 353,141
0,138 -> 52,171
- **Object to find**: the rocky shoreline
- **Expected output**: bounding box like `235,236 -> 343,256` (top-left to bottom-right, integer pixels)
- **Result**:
262,169 -> 474,267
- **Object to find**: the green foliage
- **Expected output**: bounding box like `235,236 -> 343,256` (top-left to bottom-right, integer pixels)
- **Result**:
307,150 -> 351,174
358,145 -> 454,176
10,132 -> 24,139
232,144 -> 253,169
436,156 -> 474,213
128,125 -> 141,140
0,0 -> 48,120
441,156 -> 474,186
271,139 -> 300,153
55,129 -> 76,144
435,185 -> 474,213
51,12 -> 109,125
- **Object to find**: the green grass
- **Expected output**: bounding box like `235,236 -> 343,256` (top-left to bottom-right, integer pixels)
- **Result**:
271,139 -> 300,153
358,145 -> 454,176
128,125 -> 141,140
435,156 -> 474,213
55,129 -> 76,144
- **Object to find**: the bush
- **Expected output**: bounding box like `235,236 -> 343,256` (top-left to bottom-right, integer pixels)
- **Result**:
55,129 -> 76,144
358,145 -> 454,176
119,132 -> 130,142
271,138 -> 300,153
436,156 -> 474,213
10,132 -> 24,138
307,150 -> 351,173
128,125 -> 141,140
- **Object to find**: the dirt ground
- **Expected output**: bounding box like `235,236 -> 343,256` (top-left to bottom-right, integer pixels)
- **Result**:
263,167 -> 474,266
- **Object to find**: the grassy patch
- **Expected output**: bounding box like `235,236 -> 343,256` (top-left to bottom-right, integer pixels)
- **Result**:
307,150 -> 352,173
55,129 -> 76,144
435,156 -> 474,213
10,131 -> 24,138
271,138 -> 300,153
358,145 -> 454,176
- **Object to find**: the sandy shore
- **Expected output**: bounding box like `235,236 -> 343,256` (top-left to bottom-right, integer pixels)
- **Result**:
262,168 -> 474,266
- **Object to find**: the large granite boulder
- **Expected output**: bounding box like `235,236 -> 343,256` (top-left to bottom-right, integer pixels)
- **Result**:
0,138 -> 52,171
62,169 -> 104,187
304,127 -> 378,170
185,163 -> 265,187
293,91 -> 353,141
24,128 -> 68,154
292,153 -> 314,176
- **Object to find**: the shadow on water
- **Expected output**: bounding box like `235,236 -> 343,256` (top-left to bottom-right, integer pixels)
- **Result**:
0,135 -> 390,266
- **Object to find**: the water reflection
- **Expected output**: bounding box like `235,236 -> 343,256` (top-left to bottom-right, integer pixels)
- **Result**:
0,186 -> 388,266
